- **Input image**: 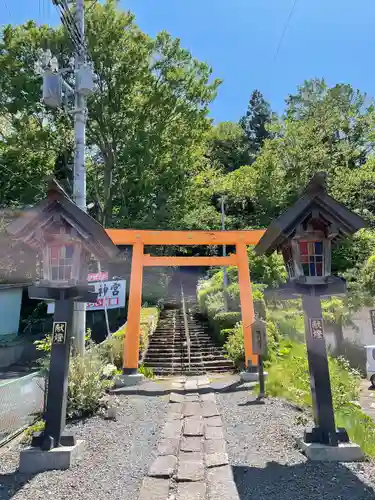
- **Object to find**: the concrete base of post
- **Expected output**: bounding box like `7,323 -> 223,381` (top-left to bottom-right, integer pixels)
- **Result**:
240,371 -> 268,382
19,440 -> 85,474
297,439 -> 364,462
113,373 -> 145,389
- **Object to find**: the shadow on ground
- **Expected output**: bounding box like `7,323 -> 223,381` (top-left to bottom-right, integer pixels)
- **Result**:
233,462 -> 375,500
0,471 -> 37,500
111,378 -> 254,397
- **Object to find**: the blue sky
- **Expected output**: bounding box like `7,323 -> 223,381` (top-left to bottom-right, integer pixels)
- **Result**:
2,0 -> 375,122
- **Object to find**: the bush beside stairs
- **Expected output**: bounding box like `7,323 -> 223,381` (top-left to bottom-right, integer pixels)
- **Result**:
143,300 -> 234,376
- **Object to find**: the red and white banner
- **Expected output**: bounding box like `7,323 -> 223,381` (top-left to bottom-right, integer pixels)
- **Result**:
87,271 -> 108,282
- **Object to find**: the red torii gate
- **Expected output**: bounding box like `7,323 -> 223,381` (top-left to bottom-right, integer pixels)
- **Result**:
106,229 -> 265,372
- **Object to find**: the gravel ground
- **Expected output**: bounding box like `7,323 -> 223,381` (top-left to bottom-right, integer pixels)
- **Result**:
217,390 -> 375,500
0,393 -> 168,500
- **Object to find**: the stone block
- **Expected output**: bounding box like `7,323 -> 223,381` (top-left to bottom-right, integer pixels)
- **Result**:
157,438 -> 179,456
180,436 -> 203,453
202,401 -> 220,417
205,426 -> 224,440
297,440 -> 365,462
172,382 -> 184,390
207,465 -> 240,500
204,416 -> 223,427
177,452 -> 204,482
168,402 -> 183,415
162,420 -> 183,439
182,402 -> 202,417
177,481 -> 206,500
138,477 -> 170,500
148,455 -> 177,478
201,392 -> 216,402
184,417 -> 204,437
239,371 -> 267,382
167,411 -> 183,421
205,452 -> 229,468
204,439 -> 227,454
114,373 -> 145,388
170,392 -> 184,404
184,393 -> 200,402
19,440 -> 85,474
184,380 -> 198,391
197,376 -> 210,386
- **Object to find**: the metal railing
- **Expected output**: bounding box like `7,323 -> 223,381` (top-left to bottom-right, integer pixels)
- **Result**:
180,282 -> 191,372
0,372 -> 45,446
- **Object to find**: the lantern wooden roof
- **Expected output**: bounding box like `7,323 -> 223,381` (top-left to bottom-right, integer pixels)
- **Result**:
7,178 -> 119,262
254,172 -> 366,257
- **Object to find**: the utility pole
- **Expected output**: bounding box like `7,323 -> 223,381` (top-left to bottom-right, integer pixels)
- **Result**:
221,196 -> 228,312
37,0 -> 94,355
72,0 -> 87,356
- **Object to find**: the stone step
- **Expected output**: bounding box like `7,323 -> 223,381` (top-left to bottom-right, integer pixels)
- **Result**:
146,348 -> 226,354
145,352 -> 228,360
149,340 -> 217,345
144,352 -> 230,360
144,357 -> 230,366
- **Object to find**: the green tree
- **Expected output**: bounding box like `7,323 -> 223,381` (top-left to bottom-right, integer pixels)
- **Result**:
0,22 -> 72,207
205,121 -> 250,173
0,1 -> 221,231
240,89 -> 272,156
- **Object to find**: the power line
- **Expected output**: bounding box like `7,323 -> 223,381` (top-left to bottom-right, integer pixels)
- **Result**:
273,0 -> 299,62
0,162 -> 46,196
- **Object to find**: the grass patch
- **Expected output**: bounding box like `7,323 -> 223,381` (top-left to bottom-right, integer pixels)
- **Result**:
100,307 -> 159,369
266,340 -> 375,457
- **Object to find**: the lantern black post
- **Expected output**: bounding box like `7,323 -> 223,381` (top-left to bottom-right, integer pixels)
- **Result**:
32,290 -> 75,449
302,290 -> 338,445
254,172 -> 366,458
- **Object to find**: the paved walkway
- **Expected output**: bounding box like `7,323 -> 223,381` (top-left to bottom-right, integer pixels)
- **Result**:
359,379 -> 375,422
137,375 -> 239,500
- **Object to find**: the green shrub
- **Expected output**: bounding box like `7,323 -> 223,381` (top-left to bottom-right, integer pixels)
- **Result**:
22,419 -> 46,444
100,307 -> 159,369
138,364 -> 155,379
265,340 -> 375,457
97,335 -> 124,369
197,284 -> 222,317
67,351 -> 113,419
220,328 -> 235,342
336,406 -> 375,457
224,323 -> 245,367
212,312 -> 241,344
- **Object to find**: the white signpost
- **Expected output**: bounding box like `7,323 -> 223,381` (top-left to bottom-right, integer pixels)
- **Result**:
47,279 -> 126,314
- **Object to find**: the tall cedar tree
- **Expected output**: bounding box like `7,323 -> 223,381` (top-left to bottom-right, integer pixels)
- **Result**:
240,90 -> 272,156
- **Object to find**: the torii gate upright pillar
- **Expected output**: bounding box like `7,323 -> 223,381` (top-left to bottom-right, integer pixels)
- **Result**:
237,242 -> 257,368
123,241 -> 144,374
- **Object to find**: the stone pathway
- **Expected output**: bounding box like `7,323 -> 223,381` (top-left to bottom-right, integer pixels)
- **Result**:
138,375 -> 239,500
359,379 -> 375,422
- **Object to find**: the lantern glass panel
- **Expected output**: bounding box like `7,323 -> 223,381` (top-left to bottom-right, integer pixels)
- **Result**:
298,240 -> 324,277
49,243 -> 75,282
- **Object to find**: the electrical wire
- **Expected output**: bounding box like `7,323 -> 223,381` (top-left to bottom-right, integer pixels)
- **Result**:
273,0 -> 299,62
57,3 -> 83,52
87,0 -> 98,13
54,0 -> 93,61
0,163 -> 46,196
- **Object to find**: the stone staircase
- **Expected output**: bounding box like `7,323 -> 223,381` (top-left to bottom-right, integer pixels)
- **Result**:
143,302 -> 234,376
